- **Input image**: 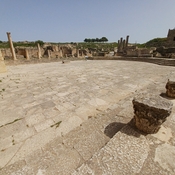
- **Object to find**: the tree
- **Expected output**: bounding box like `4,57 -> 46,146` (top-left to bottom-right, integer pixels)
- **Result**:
35,40 -> 44,46
100,37 -> 108,43
84,37 -> 108,43
96,38 -> 99,42
84,38 -> 88,42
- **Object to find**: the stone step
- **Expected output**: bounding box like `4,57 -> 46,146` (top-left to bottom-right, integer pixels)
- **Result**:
0,106 -> 130,175
72,122 -> 175,175
72,124 -> 149,175
0,84 -> 174,174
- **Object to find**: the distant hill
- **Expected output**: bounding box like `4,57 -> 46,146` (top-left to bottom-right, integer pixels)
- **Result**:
137,38 -> 167,48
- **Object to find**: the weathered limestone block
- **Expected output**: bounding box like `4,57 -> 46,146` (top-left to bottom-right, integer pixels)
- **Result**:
132,93 -> 173,134
0,49 -> 4,61
166,79 -> 175,98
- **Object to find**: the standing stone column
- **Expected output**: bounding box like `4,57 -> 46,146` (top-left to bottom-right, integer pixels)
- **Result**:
120,37 -> 123,51
117,40 -> 120,52
125,35 -> 129,48
37,43 -> 41,59
60,49 -> 63,58
6,32 -> 17,60
25,49 -> 30,60
48,50 -> 51,59
0,49 -> 7,73
76,48 -> 79,58
0,49 -> 4,61
123,39 -> 126,49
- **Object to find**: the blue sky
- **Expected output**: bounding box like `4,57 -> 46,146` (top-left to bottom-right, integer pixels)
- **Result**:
1,0 -> 175,43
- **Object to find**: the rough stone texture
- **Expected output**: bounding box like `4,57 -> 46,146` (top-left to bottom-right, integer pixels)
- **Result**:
0,60 -> 175,174
74,131 -> 109,161
132,93 -> 173,134
155,143 -> 175,173
73,125 -> 149,175
166,79 -> 175,98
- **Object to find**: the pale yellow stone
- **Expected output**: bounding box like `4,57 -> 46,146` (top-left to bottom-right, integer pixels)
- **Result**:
152,125 -> 172,142
155,143 -> 175,173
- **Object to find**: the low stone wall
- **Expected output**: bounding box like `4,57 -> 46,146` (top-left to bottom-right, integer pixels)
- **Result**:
88,56 -> 175,66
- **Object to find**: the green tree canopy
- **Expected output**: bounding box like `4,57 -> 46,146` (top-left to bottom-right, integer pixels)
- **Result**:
84,37 -> 108,43
35,40 -> 44,46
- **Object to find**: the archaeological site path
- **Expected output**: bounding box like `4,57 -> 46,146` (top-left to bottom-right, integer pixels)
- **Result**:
0,60 -> 175,174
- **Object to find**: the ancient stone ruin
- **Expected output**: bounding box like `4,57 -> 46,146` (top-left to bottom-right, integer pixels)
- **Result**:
0,49 -> 7,73
167,28 -> 175,43
166,79 -> 175,98
115,35 -> 154,57
132,93 -> 173,134
6,32 -> 17,60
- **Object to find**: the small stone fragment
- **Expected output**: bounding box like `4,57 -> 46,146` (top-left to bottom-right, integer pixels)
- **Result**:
165,79 -> 175,98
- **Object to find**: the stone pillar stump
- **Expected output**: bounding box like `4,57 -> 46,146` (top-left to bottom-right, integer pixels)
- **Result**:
132,93 -> 172,134
166,79 -> 175,98
6,32 -> 17,60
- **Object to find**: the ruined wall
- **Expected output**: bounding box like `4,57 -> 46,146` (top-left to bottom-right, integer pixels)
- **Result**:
15,47 -> 44,58
167,29 -> 175,42
1,48 -> 12,58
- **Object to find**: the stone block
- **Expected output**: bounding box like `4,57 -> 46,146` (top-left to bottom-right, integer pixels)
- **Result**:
166,79 -> 175,98
73,125 -> 149,175
132,93 -> 173,134
74,131 -> 109,161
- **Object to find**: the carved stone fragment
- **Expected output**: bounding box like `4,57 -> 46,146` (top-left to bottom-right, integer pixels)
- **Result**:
132,93 -> 173,134
166,79 -> 175,98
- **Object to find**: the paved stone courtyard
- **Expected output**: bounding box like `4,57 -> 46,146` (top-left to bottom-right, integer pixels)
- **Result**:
0,60 -> 175,174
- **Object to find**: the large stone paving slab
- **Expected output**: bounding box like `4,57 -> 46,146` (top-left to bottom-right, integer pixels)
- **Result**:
0,60 -> 175,169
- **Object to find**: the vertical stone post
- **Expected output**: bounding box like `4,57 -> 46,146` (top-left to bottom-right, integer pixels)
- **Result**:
120,37 -> 123,51
0,49 -> 4,61
0,49 -> 7,73
123,39 -> 126,49
60,49 -> 63,58
125,35 -> 129,48
25,49 -> 30,60
76,48 -> 79,58
117,40 -> 121,53
6,32 -> 17,60
48,50 -> 51,59
55,45 -> 59,52
37,43 -> 41,59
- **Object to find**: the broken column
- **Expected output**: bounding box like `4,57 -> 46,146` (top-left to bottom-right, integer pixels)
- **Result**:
166,79 -> 175,98
123,39 -> 126,49
0,49 -> 7,73
25,49 -> 30,60
76,48 -> 79,58
132,93 -> 172,134
6,32 -> 17,60
0,50 -> 4,61
60,48 -> 63,58
125,35 -> 129,48
117,40 -> 120,51
48,50 -> 51,59
120,37 -> 123,51
37,43 -> 41,59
